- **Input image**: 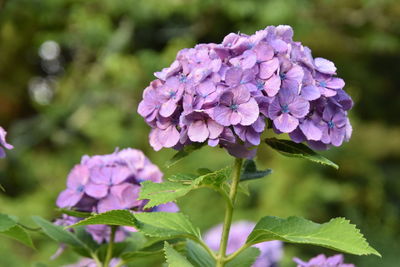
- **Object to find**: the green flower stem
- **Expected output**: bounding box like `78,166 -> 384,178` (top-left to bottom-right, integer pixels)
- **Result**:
103,225 -> 117,267
216,157 -> 243,267
91,252 -> 102,267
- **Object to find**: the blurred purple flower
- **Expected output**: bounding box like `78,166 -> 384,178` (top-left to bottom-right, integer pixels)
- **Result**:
0,127 -> 13,158
204,221 -> 283,267
64,258 -> 123,267
294,254 -> 355,267
55,148 -> 178,245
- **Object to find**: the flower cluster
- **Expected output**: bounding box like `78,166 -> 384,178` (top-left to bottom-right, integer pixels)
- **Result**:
138,25 -> 353,158
0,126 -> 13,158
55,148 -> 178,243
294,254 -> 355,267
204,221 -> 283,267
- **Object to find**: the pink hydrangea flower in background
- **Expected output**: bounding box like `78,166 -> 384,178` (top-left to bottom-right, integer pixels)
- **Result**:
0,126 -> 13,158
138,25 -> 353,158
294,254 -> 355,267
54,148 -> 178,246
204,221 -> 283,267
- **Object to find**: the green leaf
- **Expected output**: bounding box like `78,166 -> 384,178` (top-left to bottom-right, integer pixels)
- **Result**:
246,216 -> 380,256
164,242 -> 193,267
166,143 -> 204,168
240,160 -> 272,181
139,181 -> 192,209
69,210 -> 137,228
168,174 -> 198,183
140,167 -> 230,208
32,216 -> 86,248
265,138 -> 338,169
121,250 -> 164,262
0,225 -> 35,248
135,212 -> 201,240
0,213 -> 17,232
186,240 -> 215,267
194,167 -> 230,188
57,208 -> 93,218
226,247 -> 260,267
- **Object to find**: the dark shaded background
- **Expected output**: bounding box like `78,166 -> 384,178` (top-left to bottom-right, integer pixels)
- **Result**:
0,0 -> 399,266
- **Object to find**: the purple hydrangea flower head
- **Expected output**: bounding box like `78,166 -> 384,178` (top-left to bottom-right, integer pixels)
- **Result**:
55,148 -> 178,245
0,127 -> 13,158
138,25 -> 353,158
294,254 -> 355,267
204,221 -> 283,267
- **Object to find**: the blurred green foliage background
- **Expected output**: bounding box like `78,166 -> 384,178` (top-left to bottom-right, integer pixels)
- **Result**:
0,0 -> 399,266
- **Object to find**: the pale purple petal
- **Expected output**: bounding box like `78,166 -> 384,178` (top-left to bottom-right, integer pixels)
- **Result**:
273,113 -> 299,133
314,57 -> 337,74
207,119 -> 224,139
268,97 -> 282,119
301,85 -> 320,100
299,119 -> 322,141
288,98 -> 309,118
285,65 -> 304,85
253,42 -> 274,62
264,74 -> 281,96
225,67 -> 242,87
237,98 -> 259,126
158,125 -> 180,148
232,86 -> 251,104
214,106 -> 234,126
56,189 -> 83,208
67,165 -> 90,189
259,58 -> 279,80
85,183 -> 109,199
160,100 -> 177,117
326,77 -> 345,89
188,120 -> 209,142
